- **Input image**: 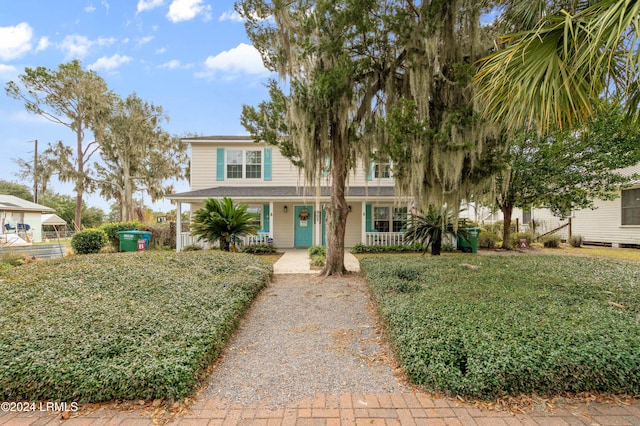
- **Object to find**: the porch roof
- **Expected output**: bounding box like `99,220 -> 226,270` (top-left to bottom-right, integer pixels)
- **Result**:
167,186 -> 398,201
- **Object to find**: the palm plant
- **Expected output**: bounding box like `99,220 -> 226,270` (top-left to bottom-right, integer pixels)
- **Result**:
404,206 -> 470,256
190,197 -> 259,252
475,0 -> 640,133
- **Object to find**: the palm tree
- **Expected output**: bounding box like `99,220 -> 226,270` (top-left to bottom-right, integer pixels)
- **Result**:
404,206 -> 470,256
475,0 -> 640,133
190,197 -> 259,252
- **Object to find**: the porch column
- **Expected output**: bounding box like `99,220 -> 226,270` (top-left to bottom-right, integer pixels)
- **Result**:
176,201 -> 182,252
315,199 -> 321,246
361,201 -> 366,245
269,201 -> 274,239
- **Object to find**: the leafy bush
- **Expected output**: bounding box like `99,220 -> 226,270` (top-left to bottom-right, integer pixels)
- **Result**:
308,245 -> 326,257
570,235 -> 584,248
511,231 -> 535,247
70,228 -> 108,254
478,231 -> 501,249
142,223 -> 173,249
310,254 -> 326,267
351,243 -> 426,254
441,243 -> 456,252
0,251 -> 272,402
361,255 -> 640,398
542,235 -> 561,248
182,244 -> 202,251
100,221 -> 141,250
243,244 -> 278,254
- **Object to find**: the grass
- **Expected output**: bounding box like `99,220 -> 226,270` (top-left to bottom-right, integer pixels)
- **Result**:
539,245 -> 640,263
361,255 -> 640,399
0,250 -> 272,402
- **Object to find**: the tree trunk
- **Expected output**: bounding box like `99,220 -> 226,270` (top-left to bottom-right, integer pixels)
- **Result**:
320,124 -> 348,276
75,127 -> 83,231
431,238 -> 442,256
501,204 -> 513,250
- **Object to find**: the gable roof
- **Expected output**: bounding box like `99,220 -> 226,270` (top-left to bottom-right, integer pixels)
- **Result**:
41,213 -> 67,226
0,195 -> 54,212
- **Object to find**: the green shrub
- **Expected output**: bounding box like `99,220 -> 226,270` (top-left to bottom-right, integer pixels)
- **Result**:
243,244 -> 278,254
308,245 -> 326,257
70,229 -> 107,254
542,235 -> 561,248
361,256 -> 640,398
100,221 -> 141,249
441,243 -> 456,252
310,254 -> 326,267
183,244 -> 202,251
478,231 -> 501,249
0,252 -> 28,267
350,243 -> 425,254
0,251 -> 272,402
142,223 -> 172,249
511,231 -> 535,247
570,235 -> 584,248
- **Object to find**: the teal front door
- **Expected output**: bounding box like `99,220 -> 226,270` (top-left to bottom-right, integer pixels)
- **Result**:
294,205 -> 314,247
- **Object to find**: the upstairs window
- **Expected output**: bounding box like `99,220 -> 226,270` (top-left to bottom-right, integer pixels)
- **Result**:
374,162 -> 391,179
245,151 -> 262,179
226,150 -> 262,179
622,188 -> 640,225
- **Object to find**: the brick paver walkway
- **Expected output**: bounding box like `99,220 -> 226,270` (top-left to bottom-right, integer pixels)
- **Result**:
2,392 -> 639,425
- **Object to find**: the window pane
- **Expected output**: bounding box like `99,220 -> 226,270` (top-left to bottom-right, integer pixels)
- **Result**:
246,165 -> 262,179
227,165 -> 242,179
374,163 -> 391,179
622,188 -> 640,225
227,150 -> 242,164
247,207 -> 262,227
246,150 -> 262,164
393,207 -> 407,232
374,207 -> 389,220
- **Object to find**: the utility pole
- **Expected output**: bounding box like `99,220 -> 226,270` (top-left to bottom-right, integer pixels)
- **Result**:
33,139 -> 38,204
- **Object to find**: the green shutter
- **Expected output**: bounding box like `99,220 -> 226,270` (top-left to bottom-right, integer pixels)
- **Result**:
264,148 -> 272,181
368,162 -> 373,181
365,204 -> 373,232
216,148 -> 225,181
262,204 -> 270,232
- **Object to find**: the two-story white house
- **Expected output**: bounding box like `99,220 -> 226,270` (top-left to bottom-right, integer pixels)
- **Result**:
167,136 -> 412,250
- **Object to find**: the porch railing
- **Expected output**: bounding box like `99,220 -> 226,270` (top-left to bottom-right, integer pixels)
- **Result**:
180,232 -> 270,250
365,232 -> 405,246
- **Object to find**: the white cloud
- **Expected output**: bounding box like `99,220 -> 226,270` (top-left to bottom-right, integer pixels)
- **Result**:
167,0 -> 211,23
0,64 -> 18,81
159,59 -> 180,69
101,0 -> 110,15
137,36 -> 154,46
36,37 -> 50,52
0,22 -> 33,61
156,47 -> 167,54
219,10 -> 243,22
88,54 -> 132,71
85,4 -> 96,13
96,36 -> 116,46
137,0 -> 164,13
60,34 -> 92,58
196,43 -> 267,79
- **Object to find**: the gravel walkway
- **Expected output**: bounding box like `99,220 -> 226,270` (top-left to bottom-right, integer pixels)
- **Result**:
203,273 -> 408,408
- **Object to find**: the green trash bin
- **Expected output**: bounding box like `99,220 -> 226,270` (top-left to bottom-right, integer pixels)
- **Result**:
457,228 -> 481,253
117,231 -> 152,252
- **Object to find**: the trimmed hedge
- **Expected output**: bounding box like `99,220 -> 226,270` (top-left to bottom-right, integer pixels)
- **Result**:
71,228 -> 108,254
243,244 -> 278,254
0,251 -> 272,402
361,255 -> 640,398
351,243 -> 426,254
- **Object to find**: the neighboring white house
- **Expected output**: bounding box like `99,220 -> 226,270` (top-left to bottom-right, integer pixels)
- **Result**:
0,195 -> 55,244
167,136 -> 411,250
461,164 -> 640,248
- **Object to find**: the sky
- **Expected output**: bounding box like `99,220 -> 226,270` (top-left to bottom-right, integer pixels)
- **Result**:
0,0 -> 274,213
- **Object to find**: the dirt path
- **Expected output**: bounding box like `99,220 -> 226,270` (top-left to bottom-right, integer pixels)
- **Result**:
202,273 -> 408,408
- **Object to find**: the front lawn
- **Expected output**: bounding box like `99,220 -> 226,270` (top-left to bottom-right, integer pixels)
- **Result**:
361,255 -> 640,399
0,251 -> 272,402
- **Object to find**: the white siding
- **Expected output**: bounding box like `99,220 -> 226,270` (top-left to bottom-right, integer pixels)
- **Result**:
572,194 -> 640,246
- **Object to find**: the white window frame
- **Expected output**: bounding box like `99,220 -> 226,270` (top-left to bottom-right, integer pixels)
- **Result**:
226,149 -> 262,179
374,162 -> 392,179
621,187 -> 640,226
246,206 -> 263,230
